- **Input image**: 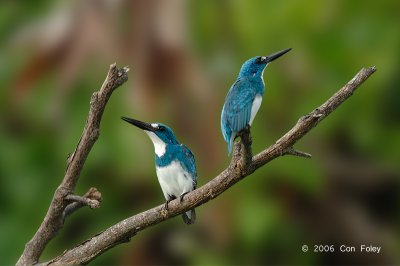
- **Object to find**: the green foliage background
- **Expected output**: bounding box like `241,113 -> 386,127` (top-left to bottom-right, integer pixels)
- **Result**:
0,0 -> 399,265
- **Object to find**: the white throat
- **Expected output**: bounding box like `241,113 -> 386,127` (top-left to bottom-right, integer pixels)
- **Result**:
261,65 -> 267,86
145,131 -> 166,157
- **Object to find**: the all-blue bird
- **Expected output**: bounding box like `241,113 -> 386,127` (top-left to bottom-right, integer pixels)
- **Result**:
221,48 -> 292,155
121,116 -> 197,225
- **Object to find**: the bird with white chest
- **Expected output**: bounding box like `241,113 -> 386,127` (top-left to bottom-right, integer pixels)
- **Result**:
221,48 -> 292,155
122,117 -> 197,225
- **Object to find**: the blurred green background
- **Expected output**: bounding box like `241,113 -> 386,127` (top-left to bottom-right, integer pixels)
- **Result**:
1,0 -> 399,265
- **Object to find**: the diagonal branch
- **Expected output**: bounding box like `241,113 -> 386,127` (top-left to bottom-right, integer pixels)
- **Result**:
41,66 -> 376,265
17,64 -> 129,266
251,66 -> 376,169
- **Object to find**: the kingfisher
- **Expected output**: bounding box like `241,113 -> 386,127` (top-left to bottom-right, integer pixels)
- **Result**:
221,48 -> 292,155
121,116 -> 197,225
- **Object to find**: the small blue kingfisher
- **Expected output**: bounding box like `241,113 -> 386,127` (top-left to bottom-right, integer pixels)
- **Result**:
121,116 -> 197,225
221,48 -> 292,155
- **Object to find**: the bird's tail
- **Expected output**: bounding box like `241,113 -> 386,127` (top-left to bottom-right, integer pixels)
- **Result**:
182,208 -> 196,225
227,133 -> 235,156
221,115 -> 234,156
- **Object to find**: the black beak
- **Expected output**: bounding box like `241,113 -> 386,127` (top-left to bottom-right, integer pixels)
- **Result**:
121,116 -> 157,131
265,48 -> 292,63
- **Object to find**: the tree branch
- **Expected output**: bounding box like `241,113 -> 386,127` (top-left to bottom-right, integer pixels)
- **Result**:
63,188 -> 102,220
38,66 -> 376,265
283,147 -> 312,158
251,66 -> 376,169
17,64 -> 129,266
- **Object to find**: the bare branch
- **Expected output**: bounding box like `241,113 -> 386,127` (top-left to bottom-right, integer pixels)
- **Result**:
65,194 -> 100,209
251,66 -> 376,169
40,66 -> 376,265
63,188 -> 102,220
17,64 -> 129,266
283,147 -> 312,158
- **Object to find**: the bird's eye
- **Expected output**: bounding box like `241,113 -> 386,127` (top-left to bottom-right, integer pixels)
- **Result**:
256,56 -> 266,64
159,126 -> 165,131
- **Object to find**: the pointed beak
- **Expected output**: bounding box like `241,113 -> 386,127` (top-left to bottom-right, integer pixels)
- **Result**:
265,48 -> 292,63
121,116 -> 157,132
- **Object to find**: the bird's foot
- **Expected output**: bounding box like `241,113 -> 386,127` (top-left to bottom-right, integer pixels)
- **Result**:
180,192 -> 189,203
164,195 -> 177,211
164,200 -> 171,211
237,124 -> 251,138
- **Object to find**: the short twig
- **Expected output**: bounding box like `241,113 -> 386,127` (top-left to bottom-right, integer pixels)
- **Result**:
65,194 -> 100,209
283,147 -> 312,158
63,187 -> 102,220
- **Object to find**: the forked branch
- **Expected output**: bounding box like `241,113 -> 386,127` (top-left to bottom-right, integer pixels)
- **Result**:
17,64 -> 129,266
19,66 -> 376,265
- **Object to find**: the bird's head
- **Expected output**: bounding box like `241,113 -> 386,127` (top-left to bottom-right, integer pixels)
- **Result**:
121,117 -> 179,146
239,48 -> 292,78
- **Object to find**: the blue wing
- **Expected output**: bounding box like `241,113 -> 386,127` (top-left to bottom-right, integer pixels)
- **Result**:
178,144 -> 197,187
221,77 -> 256,142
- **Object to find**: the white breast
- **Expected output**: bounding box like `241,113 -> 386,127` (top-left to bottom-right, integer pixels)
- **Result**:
156,161 -> 194,200
249,94 -> 262,125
